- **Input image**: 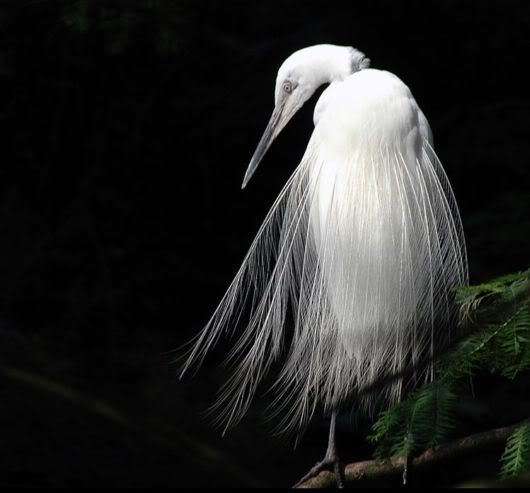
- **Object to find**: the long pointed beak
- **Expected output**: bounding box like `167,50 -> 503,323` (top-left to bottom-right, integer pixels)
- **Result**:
241,101 -> 286,189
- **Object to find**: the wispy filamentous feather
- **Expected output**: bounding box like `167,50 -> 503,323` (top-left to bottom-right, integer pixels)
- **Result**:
179,93 -> 468,436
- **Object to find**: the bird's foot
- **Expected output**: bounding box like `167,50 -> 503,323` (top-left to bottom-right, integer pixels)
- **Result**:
293,453 -> 345,488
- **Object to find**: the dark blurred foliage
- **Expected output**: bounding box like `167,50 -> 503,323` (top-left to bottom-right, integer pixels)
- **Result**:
0,0 -> 529,487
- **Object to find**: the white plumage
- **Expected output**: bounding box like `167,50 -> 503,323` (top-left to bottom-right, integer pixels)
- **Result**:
180,45 -> 468,440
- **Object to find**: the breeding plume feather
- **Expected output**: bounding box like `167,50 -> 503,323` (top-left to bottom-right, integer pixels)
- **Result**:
179,44 -> 468,482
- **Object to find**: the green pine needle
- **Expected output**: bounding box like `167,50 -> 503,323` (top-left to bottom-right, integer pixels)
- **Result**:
500,423 -> 530,479
369,382 -> 457,458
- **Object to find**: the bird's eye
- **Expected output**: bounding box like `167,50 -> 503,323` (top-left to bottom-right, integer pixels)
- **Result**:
283,81 -> 293,94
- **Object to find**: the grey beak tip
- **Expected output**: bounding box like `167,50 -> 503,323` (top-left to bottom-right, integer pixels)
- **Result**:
241,174 -> 249,190
242,104 -> 284,191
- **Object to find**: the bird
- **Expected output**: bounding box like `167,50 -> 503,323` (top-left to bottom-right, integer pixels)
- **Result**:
179,44 -> 468,487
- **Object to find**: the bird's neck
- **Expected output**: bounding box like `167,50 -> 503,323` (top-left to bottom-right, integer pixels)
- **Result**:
309,45 -> 369,87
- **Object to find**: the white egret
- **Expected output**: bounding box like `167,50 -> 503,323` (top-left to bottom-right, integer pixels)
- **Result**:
180,44 -> 468,487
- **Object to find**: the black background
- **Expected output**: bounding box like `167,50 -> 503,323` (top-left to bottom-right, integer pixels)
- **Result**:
1,0 -> 529,487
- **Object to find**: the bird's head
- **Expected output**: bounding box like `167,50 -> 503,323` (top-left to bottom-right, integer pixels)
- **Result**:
241,44 -> 369,189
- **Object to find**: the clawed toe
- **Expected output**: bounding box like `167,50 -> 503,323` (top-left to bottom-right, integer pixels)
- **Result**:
293,455 -> 345,488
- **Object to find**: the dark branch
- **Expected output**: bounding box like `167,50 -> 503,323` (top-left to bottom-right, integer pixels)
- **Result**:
295,418 -> 530,488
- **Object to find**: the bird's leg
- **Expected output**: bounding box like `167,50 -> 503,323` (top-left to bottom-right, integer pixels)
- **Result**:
293,410 -> 345,488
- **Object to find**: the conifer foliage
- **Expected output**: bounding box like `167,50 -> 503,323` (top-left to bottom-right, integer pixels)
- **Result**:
369,269 -> 530,480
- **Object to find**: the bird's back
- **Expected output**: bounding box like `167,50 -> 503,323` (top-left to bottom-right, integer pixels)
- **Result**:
315,69 -> 424,153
